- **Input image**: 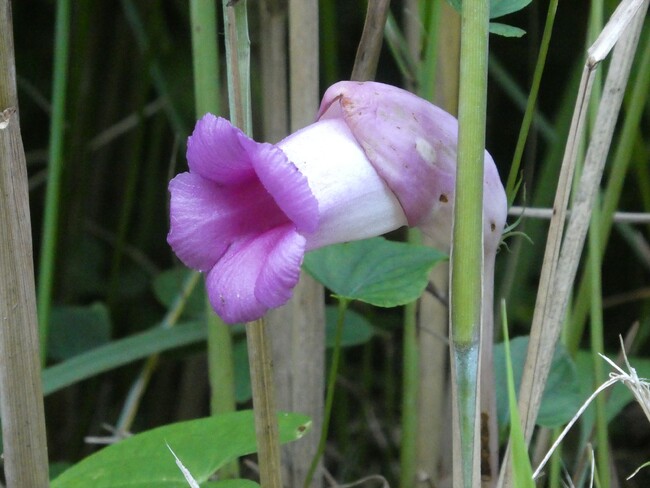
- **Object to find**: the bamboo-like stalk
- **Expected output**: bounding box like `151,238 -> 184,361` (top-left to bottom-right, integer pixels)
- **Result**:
222,1 -> 283,486
266,1 -> 325,487
451,0 -> 491,486
246,319 -> 283,488
0,1 -> 50,485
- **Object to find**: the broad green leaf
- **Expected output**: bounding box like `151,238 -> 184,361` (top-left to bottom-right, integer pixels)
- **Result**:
153,268 -> 205,318
203,481 -> 259,488
446,0 -> 532,19
489,22 -> 526,37
43,322 -> 207,395
48,303 -> 111,361
495,336 -> 582,428
303,237 -> 446,307
51,411 -> 310,488
325,305 -> 375,348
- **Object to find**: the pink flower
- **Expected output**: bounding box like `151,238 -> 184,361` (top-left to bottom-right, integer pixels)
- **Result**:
168,81 -> 507,323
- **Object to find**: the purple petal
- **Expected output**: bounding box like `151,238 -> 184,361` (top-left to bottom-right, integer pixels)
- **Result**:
248,142 -> 319,234
205,225 -> 305,324
318,81 -> 459,227
168,172 -> 290,272
186,114 -> 256,185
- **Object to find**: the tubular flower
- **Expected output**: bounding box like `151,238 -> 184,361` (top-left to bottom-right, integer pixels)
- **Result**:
168,81 -> 507,324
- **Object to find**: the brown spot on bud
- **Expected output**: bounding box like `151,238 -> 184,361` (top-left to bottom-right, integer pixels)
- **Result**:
490,222 -> 496,232
439,194 -> 448,203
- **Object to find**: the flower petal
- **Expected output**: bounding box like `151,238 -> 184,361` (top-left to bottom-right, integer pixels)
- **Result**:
248,142 -> 319,234
318,81 -> 459,227
278,118 -> 407,250
205,225 -> 305,324
168,172 -> 289,272
186,114 -> 256,185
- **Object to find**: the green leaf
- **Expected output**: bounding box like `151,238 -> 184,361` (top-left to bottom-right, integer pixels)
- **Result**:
325,305 -> 375,348
203,481 -> 259,488
303,237 -> 446,307
153,267 -> 206,318
48,303 -> 111,361
490,0 -> 532,18
494,336 -> 582,428
489,22 -> 526,38
43,322 -> 207,396
446,0 -> 532,19
51,411 -> 310,487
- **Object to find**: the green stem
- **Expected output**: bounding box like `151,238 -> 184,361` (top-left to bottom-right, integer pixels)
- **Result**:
304,298 -> 349,488
504,0 -> 558,206
37,0 -> 71,364
189,5 -> 238,460
190,0 -> 220,118
400,303 -> 419,488
589,202 -> 610,488
452,0 -> 489,485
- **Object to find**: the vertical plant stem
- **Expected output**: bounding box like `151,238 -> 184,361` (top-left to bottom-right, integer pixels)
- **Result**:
588,202 -> 611,488
246,319 -> 283,488
566,31 -> 650,354
37,0 -> 70,364
452,0 -> 490,486
222,1 -> 281,485
190,0 -> 220,118
304,299 -> 349,488
504,0 -> 558,205
259,0 -> 288,143
269,1 -> 324,487
350,0 -> 390,82
400,292 -> 420,488
0,1 -> 50,485
189,6 -> 238,472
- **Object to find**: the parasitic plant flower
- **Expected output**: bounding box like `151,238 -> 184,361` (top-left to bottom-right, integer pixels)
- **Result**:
168,81 -> 507,324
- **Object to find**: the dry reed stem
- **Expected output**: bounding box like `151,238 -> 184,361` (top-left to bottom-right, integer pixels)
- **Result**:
0,1 -> 50,485
246,318 -> 283,488
267,2 -> 325,487
499,1 -> 649,486
350,0 -> 390,82
259,0 -> 288,144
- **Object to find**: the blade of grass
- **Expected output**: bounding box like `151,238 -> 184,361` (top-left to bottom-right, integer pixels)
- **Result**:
37,0 -> 70,364
503,0 -> 558,206
500,300 -> 535,488
42,321 -> 207,396
350,0 -> 390,82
